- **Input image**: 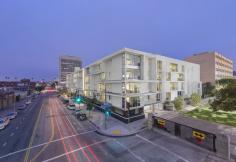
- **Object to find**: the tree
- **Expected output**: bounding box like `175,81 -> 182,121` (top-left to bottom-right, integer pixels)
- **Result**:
173,96 -> 184,111
202,82 -> 216,98
216,78 -> 236,87
210,79 -> 236,111
87,99 -> 94,118
190,93 -> 201,106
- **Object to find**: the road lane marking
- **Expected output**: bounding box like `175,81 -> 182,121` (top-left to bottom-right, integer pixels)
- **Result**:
30,101 -> 55,162
23,101 -> 45,162
0,129 -> 95,159
10,133 -> 14,137
136,134 -> 189,162
42,138 -> 111,162
2,142 -> 7,147
115,140 -> 145,162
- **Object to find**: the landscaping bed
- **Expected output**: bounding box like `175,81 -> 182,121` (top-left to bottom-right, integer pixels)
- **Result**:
184,106 -> 236,127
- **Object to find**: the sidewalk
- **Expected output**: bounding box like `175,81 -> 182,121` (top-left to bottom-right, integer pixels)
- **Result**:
88,109 -> 147,137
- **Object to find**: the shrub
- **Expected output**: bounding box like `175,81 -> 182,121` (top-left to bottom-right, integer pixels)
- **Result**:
164,100 -> 174,111
173,96 -> 184,111
190,93 -> 201,106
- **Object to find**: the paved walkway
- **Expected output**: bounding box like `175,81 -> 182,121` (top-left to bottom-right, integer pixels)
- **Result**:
88,109 -> 147,137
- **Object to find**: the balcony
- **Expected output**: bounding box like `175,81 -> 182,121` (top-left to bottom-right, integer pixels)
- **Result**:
126,54 -> 141,68
126,83 -> 140,93
126,97 -> 141,108
126,69 -> 141,80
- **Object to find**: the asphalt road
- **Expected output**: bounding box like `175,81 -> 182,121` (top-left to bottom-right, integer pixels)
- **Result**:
0,93 -> 216,162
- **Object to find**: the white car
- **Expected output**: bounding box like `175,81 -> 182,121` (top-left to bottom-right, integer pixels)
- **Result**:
25,100 -> 32,105
67,104 -> 76,110
0,119 -> 5,130
0,117 -> 10,130
18,104 -> 26,110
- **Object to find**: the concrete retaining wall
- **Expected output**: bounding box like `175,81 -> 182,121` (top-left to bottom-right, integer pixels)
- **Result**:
148,113 -> 231,161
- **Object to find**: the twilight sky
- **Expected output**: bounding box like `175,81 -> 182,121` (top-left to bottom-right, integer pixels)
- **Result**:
0,0 -> 236,81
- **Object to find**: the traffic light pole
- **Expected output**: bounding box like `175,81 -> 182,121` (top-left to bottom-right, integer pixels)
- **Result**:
104,115 -> 107,129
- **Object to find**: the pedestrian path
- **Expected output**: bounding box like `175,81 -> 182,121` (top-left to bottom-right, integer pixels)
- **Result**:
88,109 -> 147,137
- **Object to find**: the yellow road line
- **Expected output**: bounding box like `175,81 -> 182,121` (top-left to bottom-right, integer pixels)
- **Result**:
30,99 -> 55,162
24,100 -> 45,162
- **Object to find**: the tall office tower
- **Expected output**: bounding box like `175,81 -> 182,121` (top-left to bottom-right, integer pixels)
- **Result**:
59,55 -> 82,87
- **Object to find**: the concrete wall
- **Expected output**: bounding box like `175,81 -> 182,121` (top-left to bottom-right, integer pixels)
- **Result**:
149,115 -> 231,161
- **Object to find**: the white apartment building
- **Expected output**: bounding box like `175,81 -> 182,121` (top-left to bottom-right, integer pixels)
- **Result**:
66,67 -> 84,93
67,48 -> 201,123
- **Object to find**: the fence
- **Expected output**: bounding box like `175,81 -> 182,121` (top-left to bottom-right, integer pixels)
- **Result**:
151,115 -> 231,160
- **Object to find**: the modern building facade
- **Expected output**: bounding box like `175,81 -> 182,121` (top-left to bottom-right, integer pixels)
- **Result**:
67,48 -> 201,122
59,55 -> 82,87
66,67 -> 84,93
185,52 -> 233,84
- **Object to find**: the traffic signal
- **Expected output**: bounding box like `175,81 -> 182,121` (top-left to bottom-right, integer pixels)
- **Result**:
104,109 -> 111,117
76,96 -> 82,103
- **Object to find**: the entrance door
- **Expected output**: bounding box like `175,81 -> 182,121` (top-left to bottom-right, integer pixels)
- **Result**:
175,123 -> 181,137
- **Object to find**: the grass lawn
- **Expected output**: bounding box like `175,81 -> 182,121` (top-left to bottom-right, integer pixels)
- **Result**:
184,105 -> 236,127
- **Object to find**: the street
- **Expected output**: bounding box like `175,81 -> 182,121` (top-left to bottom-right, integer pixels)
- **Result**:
0,93 -> 213,162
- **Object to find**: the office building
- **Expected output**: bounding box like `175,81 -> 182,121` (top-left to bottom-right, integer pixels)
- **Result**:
185,52 -> 233,84
59,55 -> 82,87
67,48 -> 201,122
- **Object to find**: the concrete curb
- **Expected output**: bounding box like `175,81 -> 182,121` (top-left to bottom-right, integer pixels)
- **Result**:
88,120 -> 147,138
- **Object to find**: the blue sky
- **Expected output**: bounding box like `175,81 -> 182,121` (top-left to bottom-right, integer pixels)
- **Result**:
0,0 -> 236,80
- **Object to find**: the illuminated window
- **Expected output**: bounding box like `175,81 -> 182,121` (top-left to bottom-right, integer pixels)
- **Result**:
170,63 -> 178,72
170,82 -> 178,90
166,92 -> 171,100
157,83 -> 162,91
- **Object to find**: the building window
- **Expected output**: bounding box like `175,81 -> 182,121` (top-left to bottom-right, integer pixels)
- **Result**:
167,72 -> 171,81
147,95 -> 150,100
126,83 -> 139,93
157,72 -> 162,80
126,97 -> 140,108
126,69 -> 141,80
126,54 -> 141,66
157,83 -> 162,91
170,82 -> 178,90
108,95 -> 111,100
178,91 -> 183,96
156,93 -> 161,102
166,92 -> 171,100
177,73 -> 184,81
170,63 -> 178,72
157,60 -> 162,71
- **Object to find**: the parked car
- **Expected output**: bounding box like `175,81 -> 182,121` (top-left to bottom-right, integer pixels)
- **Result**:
25,100 -> 32,105
73,109 -> 81,116
0,117 -> 10,130
6,112 -> 17,119
18,104 -> 26,110
76,109 -> 88,121
67,104 -> 76,110
0,118 -> 5,130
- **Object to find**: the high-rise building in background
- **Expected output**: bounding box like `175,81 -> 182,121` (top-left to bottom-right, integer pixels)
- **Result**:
59,55 -> 82,87
185,52 -> 233,84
